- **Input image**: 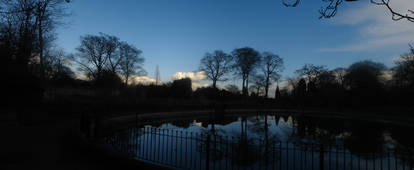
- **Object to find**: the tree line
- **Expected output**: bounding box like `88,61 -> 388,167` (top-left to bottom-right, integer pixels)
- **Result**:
199,47 -> 284,98
1,0 -> 72,107
198,45 -> 414,108
1,1 -> 148,108
282,46 -> 414,108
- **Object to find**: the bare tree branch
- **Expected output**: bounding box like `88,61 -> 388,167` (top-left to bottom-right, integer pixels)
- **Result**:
370,0 -> 414,22
282,0 -> 414,22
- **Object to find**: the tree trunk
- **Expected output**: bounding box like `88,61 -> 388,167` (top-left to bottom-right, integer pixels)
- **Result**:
39,18 -> 44,80
242,78 -> 246,96
245,75 -> 249,96
212,79 -> 217,88
265,75 -> 270,98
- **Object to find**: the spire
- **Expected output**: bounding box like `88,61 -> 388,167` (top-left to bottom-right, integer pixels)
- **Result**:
275,84 -> 281,100
155,65 -> 160,85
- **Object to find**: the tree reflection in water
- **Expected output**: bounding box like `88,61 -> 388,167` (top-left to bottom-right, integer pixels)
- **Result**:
105,112 -> 414,169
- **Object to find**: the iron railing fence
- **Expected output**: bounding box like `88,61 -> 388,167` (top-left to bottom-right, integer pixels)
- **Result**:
104,126 -> 414,170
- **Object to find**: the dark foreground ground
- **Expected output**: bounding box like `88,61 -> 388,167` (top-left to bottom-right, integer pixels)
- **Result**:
0,111 -> 170,170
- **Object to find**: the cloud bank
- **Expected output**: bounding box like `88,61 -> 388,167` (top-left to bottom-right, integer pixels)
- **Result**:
172,71 -> 207,81
130,75 -> 157,85
320,0 -> 414,52
172,71 -> 209,90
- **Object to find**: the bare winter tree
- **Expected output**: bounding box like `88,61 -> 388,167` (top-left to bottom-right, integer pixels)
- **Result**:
33,0 -> 70,80
199,50 -> 233,88
232,47 -> 261,96
119,41 -> 146,85
73,33 -> 145,84
101,33 -> 121,73
1,0 -> 40,71
393,45 -> 414,87
43,48 -> 74,81
282,0 -> 414,22
331,67 -> 347,87
295,64 -> 328,83
261,52 -> 284,98
250,74 -> 266,96
1,0 -> 70,82
73,34 -> 108,80
225,84 -> 240,94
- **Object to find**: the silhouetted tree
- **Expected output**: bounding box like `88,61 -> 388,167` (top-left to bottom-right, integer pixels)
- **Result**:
232,47 -> 261,96
33,0 -> 70,80
43,48 -> 74,85
295,78 -> 307,103
393,45 -> 414,88
315,71 -> 336,88
1,0 -> 70,112
281,0 -> 414,22
295,64 -> 328,85
94,69 -> 123,88
314,70 -> 346,106
119,41 -> 145,85
199,50 -> 233,88
1,6 -> 43,109
261,52 -> 284,98
249,74 -> 266,97
73,33 -> 145,86
102,33 -> 121,73
345,60 -> 386,106
74,34 -> 110,80
225,84 -> 240,94
1,0 -> 39,73
331,67 -> 347,87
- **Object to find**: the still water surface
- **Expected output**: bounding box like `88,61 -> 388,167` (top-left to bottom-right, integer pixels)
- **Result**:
104,113 -> 414,170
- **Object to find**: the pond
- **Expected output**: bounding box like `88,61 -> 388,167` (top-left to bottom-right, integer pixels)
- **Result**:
103,112 -> 414,170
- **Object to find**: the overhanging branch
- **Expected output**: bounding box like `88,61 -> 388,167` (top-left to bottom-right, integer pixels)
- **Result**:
281,0 -> 413,22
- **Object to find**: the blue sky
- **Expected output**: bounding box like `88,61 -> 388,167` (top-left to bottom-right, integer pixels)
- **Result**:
56,0 -> 413,88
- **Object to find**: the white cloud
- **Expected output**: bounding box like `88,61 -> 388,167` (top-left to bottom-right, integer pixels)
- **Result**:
172,71 -> 209,90
278,80 -> 291,90
191,82 -> 209,90
320,0 -> 414,52
130,75 -> 157,85
75,74 -> 89,80
381,70 -> 394,81
172,71 -> 207,82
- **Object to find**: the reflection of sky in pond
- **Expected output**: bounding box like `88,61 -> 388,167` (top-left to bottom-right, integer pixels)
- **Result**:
106,113 -> 414,170
140,113 -> 414,152
148,116 -> 301,142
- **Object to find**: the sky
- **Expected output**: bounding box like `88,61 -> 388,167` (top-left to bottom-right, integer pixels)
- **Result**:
56,0 -> 414,92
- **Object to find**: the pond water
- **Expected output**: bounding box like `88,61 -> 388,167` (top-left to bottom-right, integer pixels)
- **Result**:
104,112 -> 414,170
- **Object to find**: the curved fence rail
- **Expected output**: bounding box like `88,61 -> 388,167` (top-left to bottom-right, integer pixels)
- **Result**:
104,127 -> 414,170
